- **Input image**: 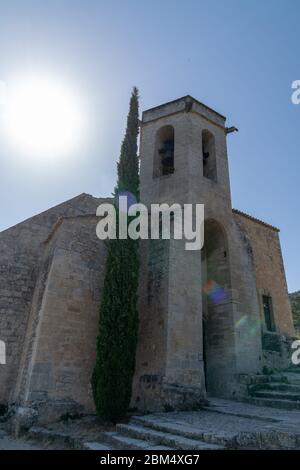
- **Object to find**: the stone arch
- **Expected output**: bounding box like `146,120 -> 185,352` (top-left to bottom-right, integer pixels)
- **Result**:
202,219 -> 233,395
153,125 -> 175,177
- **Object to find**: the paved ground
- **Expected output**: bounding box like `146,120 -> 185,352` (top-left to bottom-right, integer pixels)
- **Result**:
0,437 -> 42,450
207,397 -> 300,428
147,397 -> 300,441
1,398 -> 300,450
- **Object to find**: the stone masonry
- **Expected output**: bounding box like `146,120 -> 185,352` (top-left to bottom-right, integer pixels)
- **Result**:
0,95 -> 295,423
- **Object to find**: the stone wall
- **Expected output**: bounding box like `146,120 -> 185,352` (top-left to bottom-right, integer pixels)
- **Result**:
233,210 -> 295,370
233,210 -> 294,337
132,237 -> 170,411
15,216 -> 106,417
0,194 -> 105,406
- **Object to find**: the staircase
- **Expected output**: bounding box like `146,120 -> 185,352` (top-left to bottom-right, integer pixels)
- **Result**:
99,417 -> 226,450
27,392 -> 300,450
24,368 -> 300,450
247,369 -> 300,410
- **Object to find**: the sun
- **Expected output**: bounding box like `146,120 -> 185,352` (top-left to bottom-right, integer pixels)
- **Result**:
4,77 -> 83,160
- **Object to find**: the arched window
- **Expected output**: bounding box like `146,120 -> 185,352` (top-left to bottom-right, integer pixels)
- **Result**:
202,130 -> 217,181
154,125 -> 175,177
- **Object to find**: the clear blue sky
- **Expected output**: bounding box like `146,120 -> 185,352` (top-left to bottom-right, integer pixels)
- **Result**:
0,0 -> 299,291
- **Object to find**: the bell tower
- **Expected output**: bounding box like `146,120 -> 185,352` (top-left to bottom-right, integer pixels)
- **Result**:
132,96 -> 261,411
139,95 -> 232,209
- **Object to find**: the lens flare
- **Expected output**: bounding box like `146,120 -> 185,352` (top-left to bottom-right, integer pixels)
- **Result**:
203,279 -> 227,304
235,315 -> 261,336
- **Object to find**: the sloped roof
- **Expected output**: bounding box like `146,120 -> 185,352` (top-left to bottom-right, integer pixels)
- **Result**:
233,208 -> 279,232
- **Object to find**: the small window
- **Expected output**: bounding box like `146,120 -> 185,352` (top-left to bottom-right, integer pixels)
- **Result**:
154,125 -> 175,177
262,295 -> 276,332
202,130 -> 217,181
159,138 -> 174,175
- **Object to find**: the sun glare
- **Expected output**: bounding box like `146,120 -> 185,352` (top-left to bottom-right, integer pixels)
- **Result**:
3,77 -> 84,160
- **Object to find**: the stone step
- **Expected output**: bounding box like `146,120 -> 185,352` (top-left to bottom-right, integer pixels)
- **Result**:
253,390 -> 300,402
28,426 -> 114,450
256,374 -> 290,383
82,441 -> 115,450
267,375 -> 290,383
132,415 -> 232,447
246,397 -> 300,410
101,431 -> 174,450
269,383 -> 300,392
284,373 -> 300,385
117,423 -> 225,450
249,382 -> 300,394
241,374 -> 288,385
27,426 -> 81,449
286,367 -> 300,374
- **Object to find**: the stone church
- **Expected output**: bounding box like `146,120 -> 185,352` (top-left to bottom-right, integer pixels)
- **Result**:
0,95 -> 295,423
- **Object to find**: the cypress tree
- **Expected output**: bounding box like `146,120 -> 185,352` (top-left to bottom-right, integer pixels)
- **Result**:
92,87 -> 140,422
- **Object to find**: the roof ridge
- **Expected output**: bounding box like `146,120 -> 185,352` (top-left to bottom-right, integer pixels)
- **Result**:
142,95 -> 226,120
232,208 -> 279,232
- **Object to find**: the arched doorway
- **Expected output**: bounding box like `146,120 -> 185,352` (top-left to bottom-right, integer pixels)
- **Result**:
201,219 -> 233,396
